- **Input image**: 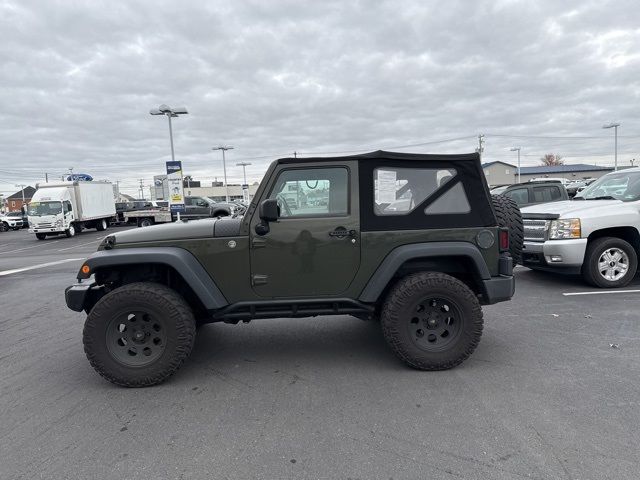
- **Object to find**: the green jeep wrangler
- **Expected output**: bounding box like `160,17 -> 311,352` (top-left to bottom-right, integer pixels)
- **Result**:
66,151 -> 521,387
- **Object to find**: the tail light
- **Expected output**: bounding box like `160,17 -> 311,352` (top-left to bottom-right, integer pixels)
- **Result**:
499,228 -> 509,252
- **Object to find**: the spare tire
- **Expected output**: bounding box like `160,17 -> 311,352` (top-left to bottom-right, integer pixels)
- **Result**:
491,194 -> 524,264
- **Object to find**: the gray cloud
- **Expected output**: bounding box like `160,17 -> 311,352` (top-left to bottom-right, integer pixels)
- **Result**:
1,0 -> 639,196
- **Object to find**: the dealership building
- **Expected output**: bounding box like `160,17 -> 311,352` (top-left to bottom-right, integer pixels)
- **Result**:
482,161 -> 614,186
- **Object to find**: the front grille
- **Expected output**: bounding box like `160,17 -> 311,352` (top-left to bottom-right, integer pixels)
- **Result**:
523,219 -> 549,242
36,222 -> 54,228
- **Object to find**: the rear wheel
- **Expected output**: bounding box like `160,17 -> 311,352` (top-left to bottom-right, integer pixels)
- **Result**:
492,194 -> 524,263
139,218 -> 153,227
35,233 -> 47,240
83,282 -> 196,387
582,237 -> 637,288
96,219 -> 107,231
381,272 -> 483,370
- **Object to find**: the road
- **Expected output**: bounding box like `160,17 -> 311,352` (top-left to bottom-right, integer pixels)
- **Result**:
1,227 -> 639,479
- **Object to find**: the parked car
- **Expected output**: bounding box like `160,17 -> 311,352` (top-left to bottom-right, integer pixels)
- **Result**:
565,179 -> 596,198
65,150 -> 520,387
0,212 -> 23,231
490,181 -> 569,207
521,167 -> 640,288
6,211 -> 29,228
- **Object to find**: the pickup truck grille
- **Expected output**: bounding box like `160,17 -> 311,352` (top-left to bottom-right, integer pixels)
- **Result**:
523,219 -> 549,242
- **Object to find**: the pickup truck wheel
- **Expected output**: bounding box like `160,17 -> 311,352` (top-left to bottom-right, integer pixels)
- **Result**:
65,224 -> 76,237
96,219 -> 107,231
35,233 -> 47,240
381,272 -> 483,370
83,282 -> 196,387
491,195 -> 523,264
583,237 -> 637,288
139,218 -> 153,227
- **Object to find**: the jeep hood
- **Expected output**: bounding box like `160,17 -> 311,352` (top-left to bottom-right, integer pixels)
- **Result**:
521,199 -> 622,218
109,219 -> 217,244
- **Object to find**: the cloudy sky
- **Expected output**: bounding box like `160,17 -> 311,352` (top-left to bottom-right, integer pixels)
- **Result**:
1,0 -> 639,197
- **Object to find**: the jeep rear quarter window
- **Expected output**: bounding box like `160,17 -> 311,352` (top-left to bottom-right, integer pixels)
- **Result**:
358,153 -> 496,231
268,167 -> 349,217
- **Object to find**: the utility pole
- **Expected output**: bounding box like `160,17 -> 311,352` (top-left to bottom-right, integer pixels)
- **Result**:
293,151 -> 298,158
212,146 -> 234,202
14,184 -> 26,211
45,173 -> 48,183
138,179 -> 145,200
476,134 -> 485,160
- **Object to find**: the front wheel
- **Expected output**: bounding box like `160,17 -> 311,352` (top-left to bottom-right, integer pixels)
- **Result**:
65,224 -> 76,237
0,222 -> 8,232
35,233 -> 47,240
83,282 -> 196,387
381,272 -> 483,370
582,237 -> 637,288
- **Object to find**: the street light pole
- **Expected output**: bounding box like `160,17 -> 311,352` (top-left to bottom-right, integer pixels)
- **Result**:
212,146 -> 234,202
603,122 -> 621,171
236,162 -> 252,202
150,104 -> 188,162
510,147 -> 521,183
236,162 -> 251,185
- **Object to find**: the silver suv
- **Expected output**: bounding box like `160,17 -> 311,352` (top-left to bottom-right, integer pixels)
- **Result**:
521,168 -> 640,288
0,212 -> 23,231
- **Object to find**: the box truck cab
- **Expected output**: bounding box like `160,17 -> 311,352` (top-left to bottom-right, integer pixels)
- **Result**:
28,181 -> 116,240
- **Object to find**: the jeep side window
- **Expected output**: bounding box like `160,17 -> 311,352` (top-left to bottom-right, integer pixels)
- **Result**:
268,167 -> 348,218
373,167 -> 456,215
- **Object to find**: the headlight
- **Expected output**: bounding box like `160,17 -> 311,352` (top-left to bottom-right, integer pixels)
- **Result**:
55,219 -> 63,226
549,218 -> 581,239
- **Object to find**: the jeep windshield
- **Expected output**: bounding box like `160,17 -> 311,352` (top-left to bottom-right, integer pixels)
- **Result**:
575,171 -> 640,202
28,201 -> 62,216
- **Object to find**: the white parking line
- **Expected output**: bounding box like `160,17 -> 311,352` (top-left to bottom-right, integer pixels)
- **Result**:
0,238 -> 66,254
57,237 -> 104,252
0,258 -> 83,277
563,289 -> 640,296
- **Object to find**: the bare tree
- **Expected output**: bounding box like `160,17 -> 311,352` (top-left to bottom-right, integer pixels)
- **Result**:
540,154 -> 564,166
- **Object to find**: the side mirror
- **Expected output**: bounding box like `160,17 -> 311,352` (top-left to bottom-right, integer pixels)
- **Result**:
259,198 -> 280,222
255,199 -> 280,236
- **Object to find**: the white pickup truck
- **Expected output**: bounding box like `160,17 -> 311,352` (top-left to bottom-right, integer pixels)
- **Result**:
521,167 -> 640,288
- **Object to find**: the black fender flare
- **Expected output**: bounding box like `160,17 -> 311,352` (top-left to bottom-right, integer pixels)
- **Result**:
358,242 -> 491,302
77,247 -> 228,310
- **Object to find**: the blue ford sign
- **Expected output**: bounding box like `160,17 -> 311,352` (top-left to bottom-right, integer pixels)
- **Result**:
66,174 -> 93,181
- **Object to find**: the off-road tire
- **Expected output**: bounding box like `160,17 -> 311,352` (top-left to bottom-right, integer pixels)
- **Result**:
582,237 -> 637,288
83,282 -> 196,387
492,194 -> 524,264
35,233 -> 47,240
381,272 -> 483,370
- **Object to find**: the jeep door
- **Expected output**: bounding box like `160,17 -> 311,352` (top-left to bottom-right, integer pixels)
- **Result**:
250,163 -> 361,297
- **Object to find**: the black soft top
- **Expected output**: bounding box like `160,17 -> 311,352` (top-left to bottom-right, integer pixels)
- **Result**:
277,150 -> 480,164
278,150 -> 495,231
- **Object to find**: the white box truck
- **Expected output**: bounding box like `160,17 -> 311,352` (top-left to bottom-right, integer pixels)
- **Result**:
28,181 -> 116,240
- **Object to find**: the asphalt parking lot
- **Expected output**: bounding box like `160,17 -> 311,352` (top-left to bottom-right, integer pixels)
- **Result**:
1,227 -> 639,479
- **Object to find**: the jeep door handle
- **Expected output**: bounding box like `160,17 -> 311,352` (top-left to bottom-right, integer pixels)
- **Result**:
329,229 -> 357,238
